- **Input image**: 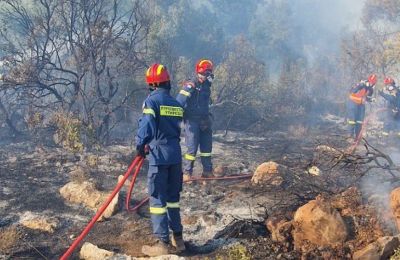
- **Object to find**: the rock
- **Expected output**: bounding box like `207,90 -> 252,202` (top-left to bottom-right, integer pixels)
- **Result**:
266,216 -> 293,243
251,161 -> 287,186
213,165 -> 226,177
307,166 -> 320,176
19,212 -> 58,233
80,242 -> 185,260
292,197 -> 348,249
390,187 -> 400,231
353,236 -> 400,260
80,242 -> 115,260
59,180 -> 119,221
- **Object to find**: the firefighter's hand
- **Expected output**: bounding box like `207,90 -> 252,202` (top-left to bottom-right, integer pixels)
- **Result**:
136,144 -> 149,158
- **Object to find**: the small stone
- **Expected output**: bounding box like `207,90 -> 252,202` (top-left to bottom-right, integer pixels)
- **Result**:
307,166 -> 320,176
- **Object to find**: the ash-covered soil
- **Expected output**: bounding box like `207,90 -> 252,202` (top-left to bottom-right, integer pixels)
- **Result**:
1,114 -> 400,259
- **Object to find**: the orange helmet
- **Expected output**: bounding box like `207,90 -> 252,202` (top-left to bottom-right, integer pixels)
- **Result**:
145,63 -> 170,85
384,76 -> 395,86
368,74 -> 377,85
195,59 -> 213,74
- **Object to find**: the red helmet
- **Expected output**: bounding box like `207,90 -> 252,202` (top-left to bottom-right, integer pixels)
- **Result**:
145,63 -> 170,85
195,59 -> 213,74
368,74 -> 377,85
384,76 -> 395,86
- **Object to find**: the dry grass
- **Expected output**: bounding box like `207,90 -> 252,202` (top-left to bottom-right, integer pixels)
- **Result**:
0,225 -> 21,254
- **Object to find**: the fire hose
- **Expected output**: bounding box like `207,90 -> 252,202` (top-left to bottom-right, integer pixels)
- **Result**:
60,155 -> 145,260
60,156 -> 252,259
346,107 -> 387,154
59,105 -> 389,259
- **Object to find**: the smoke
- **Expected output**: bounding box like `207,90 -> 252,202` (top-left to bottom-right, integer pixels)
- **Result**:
360,167 -> 398,233
289,0 -> 366,63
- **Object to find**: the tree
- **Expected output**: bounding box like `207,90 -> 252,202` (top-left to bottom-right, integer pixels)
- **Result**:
212,36 -> 266,132
0,0 -> 150,144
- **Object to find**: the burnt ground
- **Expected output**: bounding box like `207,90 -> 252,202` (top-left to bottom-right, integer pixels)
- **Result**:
0,113 -> 400,259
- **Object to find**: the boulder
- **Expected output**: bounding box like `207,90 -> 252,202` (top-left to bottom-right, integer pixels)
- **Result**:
80,242 -> 115,260
59,180 -> 119,221
292,197 -> 348,249
353,236 -> 400,260
251,161 -> 287,186
19,212 -> 58,233
390,187 -> 400,231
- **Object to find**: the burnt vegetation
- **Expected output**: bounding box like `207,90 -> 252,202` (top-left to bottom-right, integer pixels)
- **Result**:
2,0 -> 400,259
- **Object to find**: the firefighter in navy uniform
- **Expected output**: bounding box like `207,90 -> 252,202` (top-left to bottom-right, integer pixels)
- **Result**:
379,76 -> 400,137
347,74 -> 376,140
176,59 -> 215,182
136,64 -> 185,256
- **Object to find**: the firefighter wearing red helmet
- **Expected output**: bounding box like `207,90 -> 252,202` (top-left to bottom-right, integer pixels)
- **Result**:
137,63 -> 186,256
176,59 -> 215,182
379,76 -> 400,137
347,74 -> 376,139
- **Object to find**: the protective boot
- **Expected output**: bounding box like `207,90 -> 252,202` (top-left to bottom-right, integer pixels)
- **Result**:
141,240 -> 170,257
171,232 -> 186,252
183,172 -> 192,184
201,171 -> 215,185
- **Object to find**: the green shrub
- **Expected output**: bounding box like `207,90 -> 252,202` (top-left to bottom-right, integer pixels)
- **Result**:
51,112 -> 84,152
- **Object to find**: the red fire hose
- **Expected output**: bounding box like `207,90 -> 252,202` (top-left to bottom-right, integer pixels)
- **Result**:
347,107 -> 386,154
60,155 -> 253,259
60,156 -> 144,260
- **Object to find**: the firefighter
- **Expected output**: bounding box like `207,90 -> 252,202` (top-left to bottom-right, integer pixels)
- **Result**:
136,63 -> 186,256
176,59 -> 215,182
347,74 -> 376,140
379,76 -> 400,137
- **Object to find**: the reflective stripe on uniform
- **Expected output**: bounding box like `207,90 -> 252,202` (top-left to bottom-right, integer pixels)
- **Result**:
160,106 -> 183,117
179,90 -> 191,97
349,94 -> 363,104
184,154 -> 196,161
356,121 -> 363,124
347,120 -> 356,125
150,207 -> 167,215
199,152 -> 211,157
166,202 -> 180,208
143,108 -> 156,117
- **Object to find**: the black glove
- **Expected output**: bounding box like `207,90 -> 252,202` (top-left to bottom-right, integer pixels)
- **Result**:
136,144 -> 148,158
